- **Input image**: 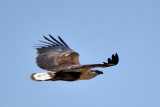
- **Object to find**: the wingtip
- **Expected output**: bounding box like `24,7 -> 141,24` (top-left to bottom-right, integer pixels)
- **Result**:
49,34 -> 55,40
48,34 -> 52,38
114,53 -> 119,65
108,58 -> 112,64
43,35 -> 48,40
58,36 -> 69,47
57,35 -> 61,40
106,53 -> 119,65
115,52 -> 119,56
117,54 -> 119,64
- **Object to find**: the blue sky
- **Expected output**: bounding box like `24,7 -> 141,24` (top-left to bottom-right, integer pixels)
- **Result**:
0,0 -> 160,107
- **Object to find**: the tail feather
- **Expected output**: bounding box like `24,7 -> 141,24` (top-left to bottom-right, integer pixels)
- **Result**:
30,72 -> 55,81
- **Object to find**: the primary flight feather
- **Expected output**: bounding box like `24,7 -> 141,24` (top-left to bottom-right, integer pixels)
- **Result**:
31,35 -> 119,81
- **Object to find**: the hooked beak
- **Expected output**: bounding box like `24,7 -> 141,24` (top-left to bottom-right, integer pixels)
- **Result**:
97,71 -> 103,74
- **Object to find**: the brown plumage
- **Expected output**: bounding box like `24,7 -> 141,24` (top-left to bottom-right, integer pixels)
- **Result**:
31,35 -> 119,82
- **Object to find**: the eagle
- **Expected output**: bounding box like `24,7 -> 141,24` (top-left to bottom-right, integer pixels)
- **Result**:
30,35 -> 119,82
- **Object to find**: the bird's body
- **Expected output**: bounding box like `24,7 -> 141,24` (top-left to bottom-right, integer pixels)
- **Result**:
31,35 -> 119,82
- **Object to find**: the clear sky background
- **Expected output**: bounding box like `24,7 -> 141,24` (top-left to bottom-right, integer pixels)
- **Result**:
0,0 -> 160,107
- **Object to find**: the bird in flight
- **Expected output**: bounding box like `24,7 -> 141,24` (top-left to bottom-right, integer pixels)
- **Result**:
31,35 -> 119,82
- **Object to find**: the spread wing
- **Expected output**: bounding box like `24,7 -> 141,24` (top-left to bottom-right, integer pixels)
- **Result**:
35,35 -> 80,71
58,53 -> 119,72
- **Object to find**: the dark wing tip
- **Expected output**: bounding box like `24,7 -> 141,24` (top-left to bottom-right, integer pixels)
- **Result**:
115,53 -> 119,64
112,53 -> 119,65
34,35 -> 69,48
108,58 -> 112,64
58,36 -> 69,47
107,53 -> 119,65
48,34 -> 64,46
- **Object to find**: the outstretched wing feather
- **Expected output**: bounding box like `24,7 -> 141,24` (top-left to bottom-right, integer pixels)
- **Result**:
58,36 -> 69,47
39,40 -> 56,46
35,35 -> 80,71
49,34 -> 63,46
43,36 -> 59,45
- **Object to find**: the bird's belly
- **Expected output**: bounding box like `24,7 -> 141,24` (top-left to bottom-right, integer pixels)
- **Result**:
52,72 -> 82,81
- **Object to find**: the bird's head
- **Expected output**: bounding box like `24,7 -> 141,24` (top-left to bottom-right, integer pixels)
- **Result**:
89,70 -> 103,76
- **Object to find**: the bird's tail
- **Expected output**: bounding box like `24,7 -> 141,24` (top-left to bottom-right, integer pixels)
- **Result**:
30,72 -> 55,81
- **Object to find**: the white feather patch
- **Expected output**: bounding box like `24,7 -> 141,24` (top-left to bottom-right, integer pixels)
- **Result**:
33,73 -> 52,81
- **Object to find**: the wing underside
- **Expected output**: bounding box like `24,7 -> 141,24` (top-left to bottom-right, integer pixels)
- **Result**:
58,53 -> 119,72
